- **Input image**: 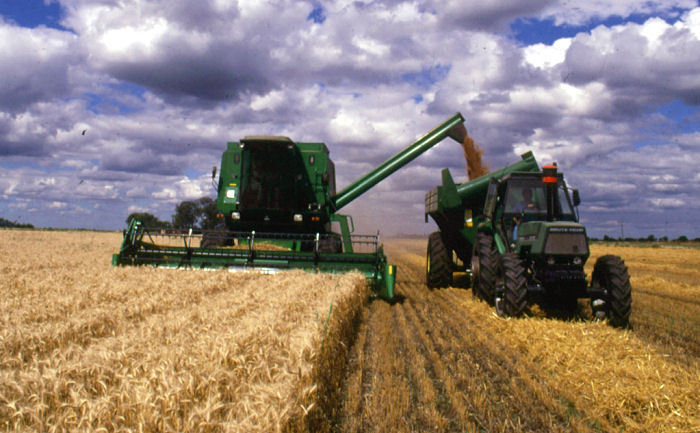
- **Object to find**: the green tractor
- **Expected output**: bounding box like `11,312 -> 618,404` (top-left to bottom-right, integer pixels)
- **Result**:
425,152 -> 632,327
114,113 -> 468,301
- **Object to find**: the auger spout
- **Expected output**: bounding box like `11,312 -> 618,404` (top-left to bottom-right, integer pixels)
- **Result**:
331,112 -> 466,211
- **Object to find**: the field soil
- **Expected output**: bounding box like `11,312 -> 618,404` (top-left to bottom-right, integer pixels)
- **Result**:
337,239 -> 700,433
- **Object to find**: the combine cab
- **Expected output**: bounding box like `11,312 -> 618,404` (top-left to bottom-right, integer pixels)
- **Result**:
114,113 -> 468,300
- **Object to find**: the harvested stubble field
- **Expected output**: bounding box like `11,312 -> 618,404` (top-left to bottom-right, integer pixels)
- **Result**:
0,229 -> 366,432
337,239 -> 700,433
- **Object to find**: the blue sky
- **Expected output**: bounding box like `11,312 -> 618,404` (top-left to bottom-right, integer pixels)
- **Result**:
1,0 -> 699,239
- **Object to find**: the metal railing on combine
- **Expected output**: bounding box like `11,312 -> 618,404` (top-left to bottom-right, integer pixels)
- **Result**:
112,220 -> 394,300
115,221 -> 384,271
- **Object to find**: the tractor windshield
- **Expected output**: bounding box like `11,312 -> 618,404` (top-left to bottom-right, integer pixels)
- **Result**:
504,181 -> 546,216
503,178 -> 578,221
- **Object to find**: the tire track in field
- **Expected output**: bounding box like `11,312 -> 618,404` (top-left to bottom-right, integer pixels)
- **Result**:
336,241 -> 591,433
622,284 -> 700,359
337,240 -> 699,433
396,247 -> 589,431
393,285 -> 466,432
628,290 -> 700,359
634,288 -> 700,306
427,287 -> 608,432
403,283 -> 592,432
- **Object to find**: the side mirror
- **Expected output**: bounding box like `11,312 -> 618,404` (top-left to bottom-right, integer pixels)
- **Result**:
212,166 -> 217,180
572,189 -> 581,206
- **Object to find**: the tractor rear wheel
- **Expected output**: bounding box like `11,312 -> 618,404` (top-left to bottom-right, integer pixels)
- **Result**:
592,255 -> 632,328
495,253 -> 528,317
426,231 -> 452,288
472,233 -> 498,303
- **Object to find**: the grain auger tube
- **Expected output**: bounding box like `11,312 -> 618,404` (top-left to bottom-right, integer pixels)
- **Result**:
114,113 -> 468,301
424,152 -> 632,327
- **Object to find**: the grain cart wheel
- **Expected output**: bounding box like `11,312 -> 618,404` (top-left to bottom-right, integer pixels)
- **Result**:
592,255 -> 632,328
426,231 -> 453,288
495,253 -> 528,317
470,253 -> 480,299
472,233 -> 498,303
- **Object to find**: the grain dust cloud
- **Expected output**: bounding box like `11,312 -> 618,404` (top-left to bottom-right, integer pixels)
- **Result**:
462,134 -> 489,180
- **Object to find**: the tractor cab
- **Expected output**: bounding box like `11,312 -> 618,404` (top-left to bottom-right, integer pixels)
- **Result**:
485,166 -> 589,271
488,167 -> 579,224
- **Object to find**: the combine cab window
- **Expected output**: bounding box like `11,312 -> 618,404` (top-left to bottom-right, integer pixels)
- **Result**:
240,145 -> 303,211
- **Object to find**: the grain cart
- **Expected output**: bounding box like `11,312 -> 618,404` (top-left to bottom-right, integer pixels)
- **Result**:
113,113 -> 468,301
425,152 -> 632,327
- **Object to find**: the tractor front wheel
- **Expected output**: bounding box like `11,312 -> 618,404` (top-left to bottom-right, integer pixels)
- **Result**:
426,231 -> 452,288
592,255 -> 632,328
472,233 -> 498,303
495,253 -> 528,317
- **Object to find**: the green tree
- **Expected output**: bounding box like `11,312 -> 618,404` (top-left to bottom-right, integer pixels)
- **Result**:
172,197 -> 218,229
197,197 -> 219,230
0,217 -> 34,228
172,200 -> 200,229
126,212 -> 171,228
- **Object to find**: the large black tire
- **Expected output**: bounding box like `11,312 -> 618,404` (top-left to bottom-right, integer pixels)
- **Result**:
471,232 -> 498,303
495,253 -> 528,317
592,255 -> 632,328
426,231 -> 453,288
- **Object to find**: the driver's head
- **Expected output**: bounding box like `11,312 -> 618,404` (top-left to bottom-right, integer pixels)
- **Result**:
522,188 -> 533,202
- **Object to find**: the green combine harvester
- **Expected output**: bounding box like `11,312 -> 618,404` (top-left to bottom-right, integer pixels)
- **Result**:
425,152 -> 632,327
113,113 -> 468,300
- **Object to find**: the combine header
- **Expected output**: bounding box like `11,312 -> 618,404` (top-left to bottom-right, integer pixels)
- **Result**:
114,113 -> 468,300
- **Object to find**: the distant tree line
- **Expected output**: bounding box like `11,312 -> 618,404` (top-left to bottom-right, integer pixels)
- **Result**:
591,234 -> 700,243
0,217 -> 34,229
126,197 -> 218,230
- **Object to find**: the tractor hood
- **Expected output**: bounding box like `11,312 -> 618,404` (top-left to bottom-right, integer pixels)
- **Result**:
516,221 -> 589,261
